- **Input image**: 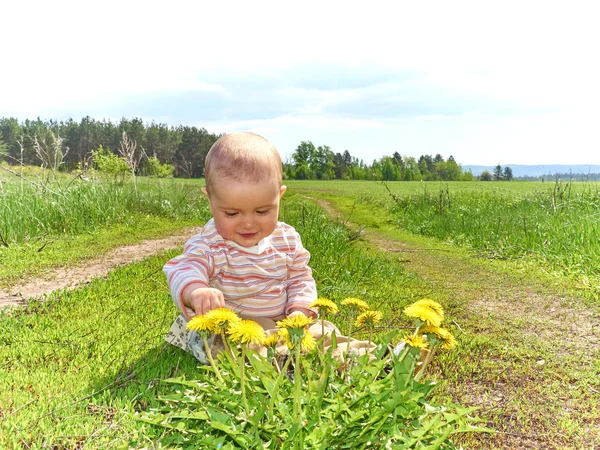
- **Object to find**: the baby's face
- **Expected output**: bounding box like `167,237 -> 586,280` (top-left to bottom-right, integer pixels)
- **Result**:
204,178 -> 287,247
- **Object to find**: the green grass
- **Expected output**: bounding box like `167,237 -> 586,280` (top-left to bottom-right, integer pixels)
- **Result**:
0,198 -> 421,449
0,173 -> 210,245
287,179 -> 600,299
3,176 -> 600,448
295,184 -> 600,449
0,172 -> 212,287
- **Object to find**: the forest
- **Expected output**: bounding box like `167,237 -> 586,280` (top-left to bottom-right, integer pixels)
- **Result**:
0,116 -> 474,181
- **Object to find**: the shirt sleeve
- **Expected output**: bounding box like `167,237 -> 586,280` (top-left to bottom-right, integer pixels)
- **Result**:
285,230 -> 318,317
163,234 -> 212,319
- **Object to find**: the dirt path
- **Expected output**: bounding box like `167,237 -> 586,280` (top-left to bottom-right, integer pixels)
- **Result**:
0,231 -> 195,309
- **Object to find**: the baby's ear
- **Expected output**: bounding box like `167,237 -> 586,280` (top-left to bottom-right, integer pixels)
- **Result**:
201,187 -> 209,198
279,185 -> 287,198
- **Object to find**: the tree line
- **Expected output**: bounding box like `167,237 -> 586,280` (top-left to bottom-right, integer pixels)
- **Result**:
479,165 -> 514,181
1,116 -> 474,181
286,141 -> 474,181
0,117 -> 220,178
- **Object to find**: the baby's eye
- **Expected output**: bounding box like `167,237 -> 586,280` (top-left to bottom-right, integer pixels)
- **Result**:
225,212 -> 238,217
256,210 -> 269,216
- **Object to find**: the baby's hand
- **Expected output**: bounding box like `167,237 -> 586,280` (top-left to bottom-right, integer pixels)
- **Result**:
287,308 -> 317,320
189,287 -> 225,316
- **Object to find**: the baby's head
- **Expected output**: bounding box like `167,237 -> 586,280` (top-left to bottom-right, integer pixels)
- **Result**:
202,132 -> 287,247
204,132 -> 283,196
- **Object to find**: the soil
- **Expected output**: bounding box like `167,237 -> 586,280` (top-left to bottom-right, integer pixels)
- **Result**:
0,230 -> 196,310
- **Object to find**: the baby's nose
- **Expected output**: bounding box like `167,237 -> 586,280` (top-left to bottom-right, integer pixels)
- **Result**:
241,215 -> 255,229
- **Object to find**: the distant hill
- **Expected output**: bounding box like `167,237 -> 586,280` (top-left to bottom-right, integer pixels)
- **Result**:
463,164 -> 600,178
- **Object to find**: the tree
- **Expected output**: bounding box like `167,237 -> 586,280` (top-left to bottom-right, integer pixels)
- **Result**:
312,145 -> 335,180
403,156 -> 422,181
145,156 -> 175,178
392,151 -> 404,169
0,118 -> 22,164
91,145 -> 129,182
480,170 -> 493,181
493,165 -> 503,181
291,141 -> 315,179
418,156 -> 430,176
333,152 -> 348,179
381,156 -> 401,181
443,156 -> 461,181
342,150 -> 352,167
503,166 -> 514,181
174,126 -> 216,178
293,141 -> 315,167
0,131 -> 6,159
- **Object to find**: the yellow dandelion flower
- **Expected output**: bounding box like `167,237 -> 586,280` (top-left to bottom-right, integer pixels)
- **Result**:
420,325 -> 457,350
355,310 -> 383,328
300,331 -> 316,352
276,314 -> 314,330
403,302 -> 443,327
412,299 -> 444,321
341,297 -> 370,312
309,298 -> 339,315
205,307 -> 241,330
263,333 -> 280,348
279,329 -> 316,352
401,335 -> 428,349
186,314 -> 216,334
227,320 -> 266,345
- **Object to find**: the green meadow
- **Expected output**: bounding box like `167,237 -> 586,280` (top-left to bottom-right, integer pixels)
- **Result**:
288,179 -> 600,296
1,172 -> 599,448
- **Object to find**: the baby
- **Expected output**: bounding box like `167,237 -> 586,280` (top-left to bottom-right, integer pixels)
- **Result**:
163,132 -> 318,359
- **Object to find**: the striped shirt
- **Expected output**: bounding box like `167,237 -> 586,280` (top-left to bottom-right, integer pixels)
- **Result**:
163,219 -> 318,319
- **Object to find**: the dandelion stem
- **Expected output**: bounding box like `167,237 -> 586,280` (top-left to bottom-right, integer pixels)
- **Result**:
273,353 -> 282,373
268,354 -> 293,420
414,347 -> 436,382
240,345 -> 249,412
397,344 -> 410,363
220,331 -> 237,365
345,313 -> 355,356
293,345 -> 302,424
321,318 -> 325,349
202,335 -> 224,384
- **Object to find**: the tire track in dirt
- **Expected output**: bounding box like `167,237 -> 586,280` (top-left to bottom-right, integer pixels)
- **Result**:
0,230 -> 196,310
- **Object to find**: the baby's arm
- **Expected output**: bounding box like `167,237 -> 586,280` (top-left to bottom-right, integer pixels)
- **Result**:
181,284 -> 225,317
163,235 -> 222,319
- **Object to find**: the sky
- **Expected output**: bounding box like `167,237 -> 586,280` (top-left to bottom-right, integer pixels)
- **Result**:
1,0 -> 599,166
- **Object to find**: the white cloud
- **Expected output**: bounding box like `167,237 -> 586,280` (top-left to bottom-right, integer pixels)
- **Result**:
1,0 -> 599,164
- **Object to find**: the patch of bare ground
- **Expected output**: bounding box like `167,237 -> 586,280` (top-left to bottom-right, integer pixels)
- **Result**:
372,235 -> 600,355
0,230 -> 196,309
312,197 -> 600,449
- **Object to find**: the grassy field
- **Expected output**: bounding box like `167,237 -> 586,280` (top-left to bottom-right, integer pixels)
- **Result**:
1,174 -> 599,448
288,179 -> 600,299
0,170 -> 210,287
290,180 -> 600,448
0,199 -> 421,448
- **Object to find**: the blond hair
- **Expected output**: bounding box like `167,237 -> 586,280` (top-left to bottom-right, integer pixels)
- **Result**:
204,132 -> 282,194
